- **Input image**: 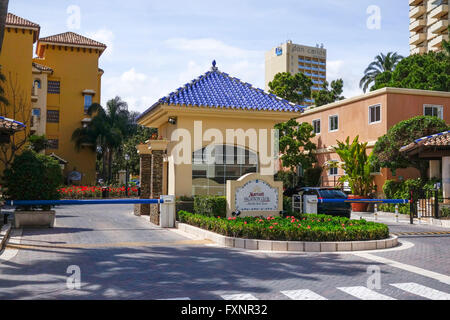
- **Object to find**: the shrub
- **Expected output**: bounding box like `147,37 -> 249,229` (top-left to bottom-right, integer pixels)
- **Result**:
178,211 -> 389,242
194,195 -> 227,218
3,150 -> 63,210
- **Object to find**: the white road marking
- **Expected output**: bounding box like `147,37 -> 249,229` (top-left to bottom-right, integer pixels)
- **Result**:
281,289 -> 327,300
353,252 -> 450,285
337,286 -> 396,300
0,229 -> 23,264
391,283 -> 450,300
158,297 -> 191,300
221,294 -> 259,300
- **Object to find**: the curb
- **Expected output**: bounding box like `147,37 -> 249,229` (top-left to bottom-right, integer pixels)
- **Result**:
0,224 -> 12,252
175,222 -> 398,253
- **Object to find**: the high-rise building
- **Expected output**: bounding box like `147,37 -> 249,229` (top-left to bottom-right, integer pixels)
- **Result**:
265,41 -> 327,106
409,0 -> 449,54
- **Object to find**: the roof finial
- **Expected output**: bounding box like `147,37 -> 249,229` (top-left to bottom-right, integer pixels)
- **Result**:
212,60 -> 218,71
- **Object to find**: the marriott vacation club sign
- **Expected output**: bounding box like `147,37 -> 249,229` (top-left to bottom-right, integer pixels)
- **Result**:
226,173 -> 283,218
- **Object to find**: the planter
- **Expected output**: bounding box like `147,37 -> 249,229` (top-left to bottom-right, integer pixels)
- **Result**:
14,210 -> 55,228
348,195 -> 370,212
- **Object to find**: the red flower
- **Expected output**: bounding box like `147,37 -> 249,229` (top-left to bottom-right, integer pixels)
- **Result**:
307,226 -> 311,229
269,226 -> 274,229
244,221 -> 247,225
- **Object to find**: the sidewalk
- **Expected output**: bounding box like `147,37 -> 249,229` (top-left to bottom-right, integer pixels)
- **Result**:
351,211 -> 450,228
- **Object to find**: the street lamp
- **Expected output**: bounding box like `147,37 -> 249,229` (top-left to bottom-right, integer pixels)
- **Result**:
125,153 -> 130,197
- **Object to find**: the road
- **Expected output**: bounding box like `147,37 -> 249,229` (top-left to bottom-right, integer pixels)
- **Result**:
0,205 -> 449,300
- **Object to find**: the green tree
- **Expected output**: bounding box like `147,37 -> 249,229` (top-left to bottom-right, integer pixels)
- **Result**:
268,72 -> 313,105
371,116 -> 449,179
372,50 -> 450,92
28,134 -> 48,153
72,96 -> 130,183
275,119 -> 317,174
312,79 -> 345,107
334,136 -> 375,196
360,52 -> 404,93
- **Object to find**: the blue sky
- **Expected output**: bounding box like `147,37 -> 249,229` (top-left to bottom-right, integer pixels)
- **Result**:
10,0 -> 410,112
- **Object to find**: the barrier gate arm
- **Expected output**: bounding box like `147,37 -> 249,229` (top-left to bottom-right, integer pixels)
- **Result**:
5,199 -> 164,206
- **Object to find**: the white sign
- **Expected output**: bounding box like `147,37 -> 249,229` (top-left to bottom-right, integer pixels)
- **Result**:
235,179 -> 279,212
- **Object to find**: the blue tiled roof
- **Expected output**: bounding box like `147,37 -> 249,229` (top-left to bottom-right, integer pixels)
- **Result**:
137,61 -> 305,121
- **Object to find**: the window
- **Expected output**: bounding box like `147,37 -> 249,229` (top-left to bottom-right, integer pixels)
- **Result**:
84,95 -> 93,113
329,162 -> 339,176
47,110 -> 60,123
424,104 -> 443,119
33,79 -> 41,89
369,104 -> 381,124
48,81 -> 60,94
329,115 -> 339,132
47,139 -> 59,150
192,145 -> 258,196
312,119 -> 321,134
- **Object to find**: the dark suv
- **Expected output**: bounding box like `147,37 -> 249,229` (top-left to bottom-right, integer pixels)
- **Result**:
297,187 -> 351,218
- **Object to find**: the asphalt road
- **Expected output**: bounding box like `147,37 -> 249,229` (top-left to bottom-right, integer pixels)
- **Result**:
0,205 -> 449,300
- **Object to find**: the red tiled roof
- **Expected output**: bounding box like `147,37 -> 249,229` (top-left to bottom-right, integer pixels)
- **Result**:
401,131 -> 450,153
39,32 -> 107,49
6,13 -> 40,29
32,62 -> 53,72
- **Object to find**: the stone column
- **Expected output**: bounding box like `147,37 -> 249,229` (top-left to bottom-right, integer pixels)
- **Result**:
134,144 -> 152,216
148,140 -> 170,225
429,160 -> 441,179
443,157 -> 450,204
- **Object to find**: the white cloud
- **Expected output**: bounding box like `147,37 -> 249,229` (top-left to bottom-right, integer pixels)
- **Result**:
86,29 -> 115,59
327,59 -> 363,98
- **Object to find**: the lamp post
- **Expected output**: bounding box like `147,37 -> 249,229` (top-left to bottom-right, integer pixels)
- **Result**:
125,153 -> 130,197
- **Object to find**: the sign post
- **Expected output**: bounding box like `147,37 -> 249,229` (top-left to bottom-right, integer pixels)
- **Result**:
226,173 -> 283,218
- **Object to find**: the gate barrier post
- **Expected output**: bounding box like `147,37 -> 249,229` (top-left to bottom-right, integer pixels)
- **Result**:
434,189 -> 440,219
395,205 -> 399,223
374,204 -> 378,221
160,195 -> 175,228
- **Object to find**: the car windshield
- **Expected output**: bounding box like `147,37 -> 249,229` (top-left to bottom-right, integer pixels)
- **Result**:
318,189 -> 348,199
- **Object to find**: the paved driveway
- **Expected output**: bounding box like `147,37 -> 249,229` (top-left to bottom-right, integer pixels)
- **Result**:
0,205 -> 449,300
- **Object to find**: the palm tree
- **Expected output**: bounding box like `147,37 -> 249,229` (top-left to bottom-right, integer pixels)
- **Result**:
359,52 -> 404,93
72,96 -> 130,183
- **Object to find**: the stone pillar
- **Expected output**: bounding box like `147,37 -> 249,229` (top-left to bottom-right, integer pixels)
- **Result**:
148,140 -> 170,225
134,144 -> 152,216
443,157 -> 450,204
429,160 -> 441,179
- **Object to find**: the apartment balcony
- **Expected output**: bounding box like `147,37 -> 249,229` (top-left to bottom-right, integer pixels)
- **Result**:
410,46 -> 427,54
428,34 -> 449,50
429,19 -> 449,34
409,0 -> 424,6
410,32 -> 427,45
428,4 -> 448,19
409,5 -> 426,19
409,19 -> 426,31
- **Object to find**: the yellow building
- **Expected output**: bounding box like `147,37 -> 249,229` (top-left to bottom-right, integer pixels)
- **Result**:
137,61 -> 303,198
265,40 -> 327,106
0,13 -> 106,184
409,0 -> 449,54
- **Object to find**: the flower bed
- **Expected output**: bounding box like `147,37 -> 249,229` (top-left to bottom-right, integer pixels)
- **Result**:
178,211 -> 389,242
58,186 -> 139,199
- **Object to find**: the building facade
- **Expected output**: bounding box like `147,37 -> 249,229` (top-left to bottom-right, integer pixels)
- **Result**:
265,41 -> 327,106
410,0 -> 449,54
296,87 -> 450,196
0,13 -> 106,184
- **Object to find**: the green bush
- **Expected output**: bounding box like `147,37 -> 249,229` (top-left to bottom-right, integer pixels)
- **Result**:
3,150 -> 63,210
275,170 -> 303,189
193,195 -> 227,218
178,211 -> 389,242
381,178 -> 441,214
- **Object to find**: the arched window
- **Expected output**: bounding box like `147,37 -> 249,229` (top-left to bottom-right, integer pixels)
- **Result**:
192,145 -> 258,196
33,79 -> 41,89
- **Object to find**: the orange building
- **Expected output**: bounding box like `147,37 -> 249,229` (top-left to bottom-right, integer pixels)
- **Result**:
0,13 -> 106,184
296,87 -> 450,196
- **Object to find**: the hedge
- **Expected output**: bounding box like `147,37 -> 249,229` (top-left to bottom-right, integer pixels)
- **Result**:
178,211 -> 389,242
193,196 -> 227,217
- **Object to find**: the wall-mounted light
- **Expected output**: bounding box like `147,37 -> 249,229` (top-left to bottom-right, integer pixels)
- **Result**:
168,117 -> 177,125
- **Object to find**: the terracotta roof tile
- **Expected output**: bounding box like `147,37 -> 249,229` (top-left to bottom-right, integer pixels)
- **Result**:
400,131 -> 450,153
39,32 -> 107,49
6,13 -> 40,29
